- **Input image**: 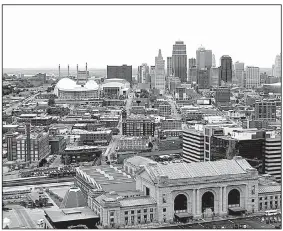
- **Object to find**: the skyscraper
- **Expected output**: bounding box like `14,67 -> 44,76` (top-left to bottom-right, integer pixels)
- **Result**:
188,58 -> 196,68
245,66 -> 260,89
137,63 -> 150,84
274,54 -> 282,78
197,68 -> 210,89
234,61 -> 245,87
172,41 -> 187,82
154,49 -> 165,94
219,55 -> 233,84
150,66 -> 155,89
107,65 -> 132,83
167,57 -> 173,76
212,54 -> 216,67
196,46 -> 212,69
209,67 -> 219,87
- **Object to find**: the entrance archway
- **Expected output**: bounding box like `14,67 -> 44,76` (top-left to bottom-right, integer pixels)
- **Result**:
228,189 -> 240,207
174,194 -> 187,212
202,191 -> 214,212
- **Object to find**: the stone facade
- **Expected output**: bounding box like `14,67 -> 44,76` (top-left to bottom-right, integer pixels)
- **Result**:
136,161 -> 259,222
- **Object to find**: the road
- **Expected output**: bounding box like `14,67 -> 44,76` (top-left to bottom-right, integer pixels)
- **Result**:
4,92 -> 41,115
13,207 -> 36,228
165,94 -> 182,120
103,92 -> 134,162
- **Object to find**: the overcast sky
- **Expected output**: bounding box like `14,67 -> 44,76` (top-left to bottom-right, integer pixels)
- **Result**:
3,5 -> 281,69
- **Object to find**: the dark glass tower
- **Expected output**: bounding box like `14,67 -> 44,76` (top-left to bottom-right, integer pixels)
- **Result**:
172,41 -> 187,82
219,55 -> 233,84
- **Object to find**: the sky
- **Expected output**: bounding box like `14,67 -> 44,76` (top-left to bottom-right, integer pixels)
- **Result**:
3,5 -> 281,69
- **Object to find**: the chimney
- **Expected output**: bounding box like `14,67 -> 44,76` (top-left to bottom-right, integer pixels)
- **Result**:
68,64 -> 70,78
77,64 -> 79,80
59,64 -> 61,78
86,62 -> 88,72
26,123 -> 31,164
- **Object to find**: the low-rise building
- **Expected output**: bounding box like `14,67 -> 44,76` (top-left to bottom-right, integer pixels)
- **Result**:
72,129 -> 113,146
122,115 -> 155,137
117,136 -> 150,152
62,146 -> 102,164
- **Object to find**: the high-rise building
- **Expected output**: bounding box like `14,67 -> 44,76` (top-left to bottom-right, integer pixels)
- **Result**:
154,49 -> 165,94
254,100 -> 276,121
188,66 -> 197,83
188,58 -> 196,68
196,46 -> 212,69
263,135 -> 281,182
182,126 -> 204,163
197,68 -> 210,89
150,66 -> 155,89
137,63 -> 150,84
219,55 -> 233,84
215,87 -> 230,106
245,66 -> 260,89
172,41 -> 187,82
234,61 -> 245,87
210,67 -> 219,87
274,54 -> 282,78
212,54 -> 216,67
167,57 -> 173,76
107,65 -> 132,83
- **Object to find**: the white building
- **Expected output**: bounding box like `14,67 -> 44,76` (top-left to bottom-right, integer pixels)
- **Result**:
245,66 -> 260,89
154,49 -> 165,94
137,63 -> 150,84
234,61 -> 245,87
196,46 -> 212,69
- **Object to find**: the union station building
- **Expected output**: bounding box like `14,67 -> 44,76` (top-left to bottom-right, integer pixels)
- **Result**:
74,156 -> 281,227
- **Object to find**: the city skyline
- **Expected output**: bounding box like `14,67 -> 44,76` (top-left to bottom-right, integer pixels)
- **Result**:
3,5 -> 281,69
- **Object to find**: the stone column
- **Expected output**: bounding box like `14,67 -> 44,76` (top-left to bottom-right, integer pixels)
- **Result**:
222,186 -> 227,215
192,189 -> 196,215
195,189 -> 201,218
219,187 -> 223,216
245,184 -> 249,212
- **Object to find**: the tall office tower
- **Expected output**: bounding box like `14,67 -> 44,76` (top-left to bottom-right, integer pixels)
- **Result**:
137,63 -> 150,83
234,61 -> 245,87
215,87 -> 230,106
188,58 -> 196,68
210,67 -> 219,87
254,100 -> 276,121
154,49 -> 165,94
150,66 -> 155,89
107,65 -> 133,83
172,41 -> 187,82
196,46 -> 212,69
188,66 -> 197,83
212,54 -> 216,67
182,126 -> 204,163
274,54 -> 282,78
263,135 -> 281,182
197,68 -> 210,89
245,66 -> 260,89
167,57 -> 173,76
219,55 -> 233,84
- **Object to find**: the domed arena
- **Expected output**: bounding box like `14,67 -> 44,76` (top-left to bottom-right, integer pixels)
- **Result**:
54,78 -> 99,99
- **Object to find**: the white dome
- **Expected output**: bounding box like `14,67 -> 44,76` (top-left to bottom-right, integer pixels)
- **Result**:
85,80 -> 99,90
55,78 -> 77,90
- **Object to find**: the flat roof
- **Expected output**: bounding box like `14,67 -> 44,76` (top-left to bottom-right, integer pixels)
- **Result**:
44,207 -> 98,223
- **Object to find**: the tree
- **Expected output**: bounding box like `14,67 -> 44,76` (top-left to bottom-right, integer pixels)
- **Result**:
48,98 -> 55,106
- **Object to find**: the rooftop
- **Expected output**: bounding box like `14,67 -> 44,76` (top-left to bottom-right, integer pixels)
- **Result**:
143,156 -> 254,180
77,165 -> 136,192
124,156 -> 156,167
44,207 -> 98,223
258,185 -> 281,194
